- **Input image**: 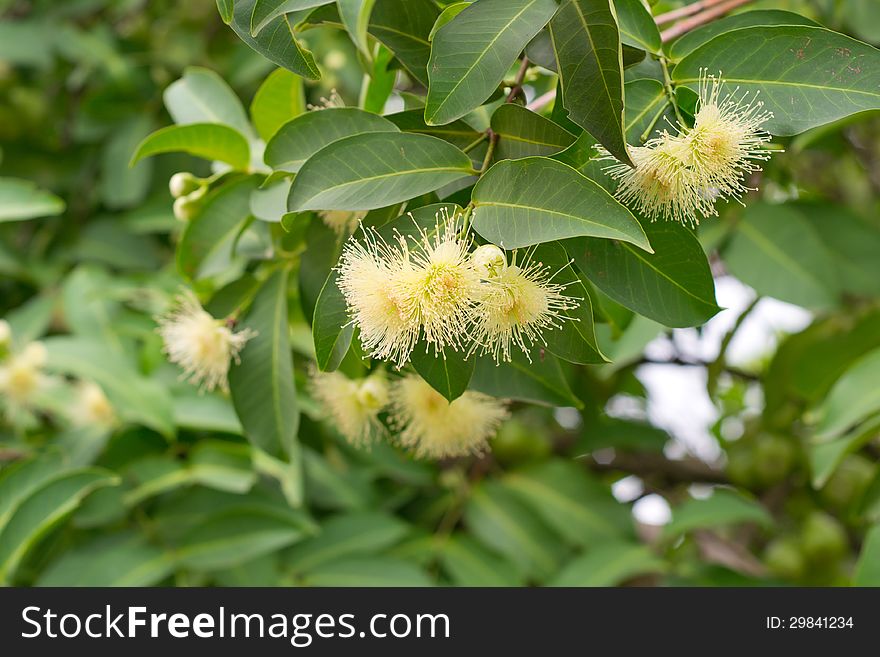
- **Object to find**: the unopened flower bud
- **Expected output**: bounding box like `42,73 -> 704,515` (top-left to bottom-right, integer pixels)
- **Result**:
173,196 -> 199,221
471,244 -> 507,279
169,172 -> 201,198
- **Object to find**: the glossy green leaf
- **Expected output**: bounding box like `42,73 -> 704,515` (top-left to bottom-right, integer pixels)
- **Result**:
612,0 -> 661,54
265,107 -> 398,173
251,0 -> 334,36
368,0 -> 439,86
567,218 -> 720,328
724,203 -> 840,310
217,0 -> 234,23
410,342 -> 475,402
0,454 -> 67,530
491,104 -> 575,160
250,68 -> 306,141
131,123 -> 250,170
664,490 -> 772,538
470,349 -> 583,408
172,392 -> 244,435
812,347 -> 880,441
230,0 -> 321,80
668,10 -> 818,62
551,541 -> 665,585
425,0 -> 559,125
624,78 -> 672,143
386,109 -> 481,149
300,556 -> 432,586
0,469 -> 118,583
230,269 -> 300,462
472,157 -> 650,250
337,0 -> 377,58
178,176 -> 259,280
288,132 -> 472,211
313,270 -> 354,372
673,26 -> 880,136
163,67 -> 253,136
0,177 -> 65,222
550,0 -> 630,165
440,535 -> 523,586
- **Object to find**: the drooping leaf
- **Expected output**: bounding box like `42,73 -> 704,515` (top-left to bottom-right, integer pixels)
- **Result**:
490,103 -> 575,160
567,218 -> 720,328
288,132 -> 472,211
265,107 -> 399,173
131,123 -> 251,170
470,349 -> 583,408
216,0 -> 234,23
312,270 -> 354,372
337,0 -> 377,58
440,534 -> 523,587
0,177 -> 65,222
250,68 -> 306,141
472,157 -> 650,251
673,26 -> 880,136
163,66 -> 253,136
410,342 -> 475,402
424,0 -> 559,126
549,0 -> 630,165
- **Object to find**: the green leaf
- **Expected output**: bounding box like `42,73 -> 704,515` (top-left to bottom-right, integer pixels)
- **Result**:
724,203 -> 839,310
286,512 -> 409,573
812,347 -> 880,441
230,0 -> 321,80
464,481 -> 567,581
300,556 -> 432,586
668,10 -> 819,62
472,157 -> 650,251
386,109 -> 482,149
853,524 -> 880,586
612,0 -> 661,54
250,68 -> 307,141
664,489 -> 772,538
550,0 -> 630,165
361,44 -> 396,113
0,469 -> 118,583
313,270 -> 354,372
807,422 -> 877,489
624,78 -> 672,143
176,508 -> 313,570
265,107 -> 399,173
504,460 -> 631,546
190,441 -> 257,493
288,132 -> 472,211
551,541 -> 665,586
230,269 -> 301,463
440,535 -> 523,586
490,104 -> 575,160
337,0 -> 377,59
217,0 -> 234,23
567,218 -> 720,328
173,392 -> 244,435
368,0 -> 439,86
43,337 -> 176,438
0,453 -> 67,530
100,116 -> 153,209
163,67 -> 253,137
251,1 -> 334,36
673,26 -> 880,136
470,349 -> 583,408
178,176 -> 259,280
131,123 -> 250,170
38,532 -> 174,587
425,0 -> 559,126
410,342 -> 475,402
0,177 -> 65,222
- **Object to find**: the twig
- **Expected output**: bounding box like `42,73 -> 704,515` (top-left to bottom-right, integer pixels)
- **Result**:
654,0 -> 734,26
506,57 -> 530,103
584,450 -> 728,484
526,89 -> 557,113
661,0 -> 755,43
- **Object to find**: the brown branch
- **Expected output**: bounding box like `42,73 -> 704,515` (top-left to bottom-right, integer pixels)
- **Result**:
584,451 -> 729,484
506,57 -> 530,103
654,0 -> 734,26
661,0 -> 755,43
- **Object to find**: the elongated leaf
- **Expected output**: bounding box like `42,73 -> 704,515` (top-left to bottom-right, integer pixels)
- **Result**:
251,0 -> 334,36
410,342 -> 475,402
624,78 -> 672,143
551,542 -> 665,586
265,107 -> 398,173
673,26 -> 880,136
250,69 -> 306,141
472,157 -> 650,251
724,203 -> 840,310
664,490 -> 772,538
550,0 -> 630,165
217,0 -> 234,23
230,0 -> 321,80
131,123 -> 250,170
808,422 -> 877,489
173,392 -> 244,435
337,0 -> 377,58
812,347 -> 880,441
386,109 -> 481,149
612,0 -> 660,54
38,532 -> 174,587
0,469 -> 118,583
178,176 -> 259,280
230,269 -> 300,462
0,177 -> 64,222
301,556 -> 432,586
163,67 -> 252,136
440,535 -> 523,586
491,104 -> 575,160
425,0 -> 559,126
470,349 -> 582,408
368,0 -> 439,86
313,270 -> 354,372
567,218 -> 720,328
288,132 -> 472,211
668,10 -> 818,62
0,454 -> 67,530
853,524 -> 880,586
177,508 -> 313,570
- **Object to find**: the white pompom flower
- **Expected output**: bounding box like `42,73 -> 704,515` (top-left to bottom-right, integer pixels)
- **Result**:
156,292 -> 255,392
389,374 -> 508,459
310,369 -> 389,446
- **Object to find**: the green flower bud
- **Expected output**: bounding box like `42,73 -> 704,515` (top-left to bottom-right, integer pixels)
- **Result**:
169,172 -> 201,198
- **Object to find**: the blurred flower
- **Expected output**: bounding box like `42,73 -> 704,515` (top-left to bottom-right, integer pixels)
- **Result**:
307,89 -> 345,111
0,341 -> 48,408
389,374 -> 508,459
472,251 -> 577,363
319,210 -> 366,236
69,381 -> 116,428
156,292 -> 255,392
310,369 -> 389,446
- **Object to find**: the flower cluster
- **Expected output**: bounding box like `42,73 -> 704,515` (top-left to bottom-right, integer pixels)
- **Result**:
599,70 -> 775,226
310,369 -> 508,459
337,209 -> 578,368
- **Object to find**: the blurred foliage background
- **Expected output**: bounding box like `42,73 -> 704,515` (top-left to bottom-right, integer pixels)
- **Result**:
1,0 -> 880,587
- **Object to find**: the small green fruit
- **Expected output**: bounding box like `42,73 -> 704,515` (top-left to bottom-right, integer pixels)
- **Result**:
801,511 -> 848,564
764,537 -> 806,580
752,434 -> 796,487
